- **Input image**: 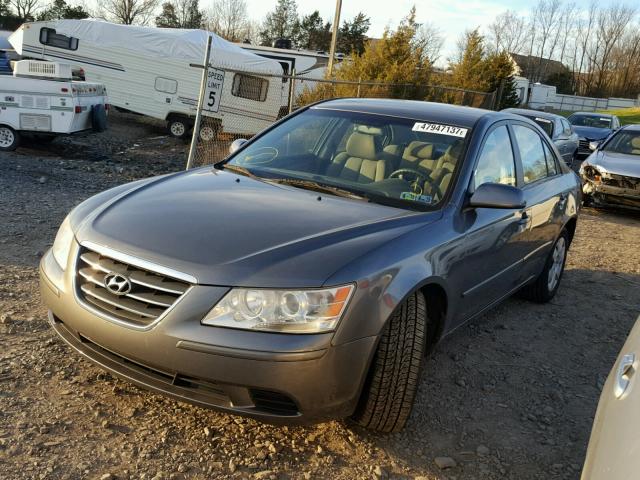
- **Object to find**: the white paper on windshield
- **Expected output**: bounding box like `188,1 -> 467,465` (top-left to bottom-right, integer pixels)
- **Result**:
412,122 -> 468,137
535,117 -> 552,123
600,118 -> 611,122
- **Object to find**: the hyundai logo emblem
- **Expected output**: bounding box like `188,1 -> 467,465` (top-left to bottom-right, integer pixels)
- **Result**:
103,272 -> 132,296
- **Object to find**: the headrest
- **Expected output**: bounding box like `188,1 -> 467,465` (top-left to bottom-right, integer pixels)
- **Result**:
631,136 -> 640,149
355,125 -> 383,135
346,132 -> 376,159
405,141 -> 433,160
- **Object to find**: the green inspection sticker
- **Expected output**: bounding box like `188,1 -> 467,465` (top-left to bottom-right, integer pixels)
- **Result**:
400,192 -> 433,204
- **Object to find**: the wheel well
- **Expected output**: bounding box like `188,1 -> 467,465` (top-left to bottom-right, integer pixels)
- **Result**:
420,283 -> 447,351
564,217 -> 577,246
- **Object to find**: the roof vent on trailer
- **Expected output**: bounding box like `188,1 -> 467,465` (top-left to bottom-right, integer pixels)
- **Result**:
13,60 -> 72,80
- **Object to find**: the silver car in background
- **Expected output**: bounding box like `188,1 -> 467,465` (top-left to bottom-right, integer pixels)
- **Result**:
580,124 -> 640,211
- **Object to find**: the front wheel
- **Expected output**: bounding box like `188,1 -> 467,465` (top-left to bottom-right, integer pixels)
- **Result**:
519,230 -> 568,303
351,291 -> 427,433
167,118 -> 191,139
0,126 -> 20,151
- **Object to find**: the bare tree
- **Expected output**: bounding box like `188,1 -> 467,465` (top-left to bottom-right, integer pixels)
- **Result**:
416,22 -> 444,65
206,0 -> 251,42
486,10 -> 528,54
9,0 -> 42,20
101,0 -> 160,25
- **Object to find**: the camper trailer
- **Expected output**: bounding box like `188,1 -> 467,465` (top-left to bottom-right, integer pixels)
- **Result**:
9,20 -> 282,139
0,59 -> 108,151
239,43 -> 335,115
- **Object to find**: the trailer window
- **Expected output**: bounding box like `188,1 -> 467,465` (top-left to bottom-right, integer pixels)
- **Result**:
155,77 -> 178,94
232,74 -> 268,102
39,28 -> 78,51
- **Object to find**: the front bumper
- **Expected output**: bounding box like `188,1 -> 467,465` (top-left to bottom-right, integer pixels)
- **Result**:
39,244 -> 377,424
582,178 -> 640,210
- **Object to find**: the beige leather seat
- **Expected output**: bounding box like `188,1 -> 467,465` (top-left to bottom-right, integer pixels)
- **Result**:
424,142 -> 464,200
326,132 -> 387,184
400,141 -> 437,174
631,136 -> 640,154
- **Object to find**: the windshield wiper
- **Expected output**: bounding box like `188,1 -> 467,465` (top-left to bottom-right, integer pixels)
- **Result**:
265,178 -> 370,201
217,163 -> 259,179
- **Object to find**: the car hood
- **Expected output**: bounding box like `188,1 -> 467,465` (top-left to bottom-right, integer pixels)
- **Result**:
587,151 -> 640,178
572,125 -> 612,140
75,168 -> 439,287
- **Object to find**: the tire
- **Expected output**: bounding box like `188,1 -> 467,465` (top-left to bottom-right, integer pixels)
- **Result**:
0,125 -> 19,151
199,125 -> 217,142
351,290 -> 427,433
519,230 -> 569,303
167,118 -> 191,139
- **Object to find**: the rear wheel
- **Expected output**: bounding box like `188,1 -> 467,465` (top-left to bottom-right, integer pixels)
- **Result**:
0,126 -> 19,151
351,291 -> 427,433
519,230 -> 568,303
199,125 -> 217,142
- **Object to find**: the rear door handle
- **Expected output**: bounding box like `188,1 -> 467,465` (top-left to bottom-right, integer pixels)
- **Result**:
614,353 -> 636,398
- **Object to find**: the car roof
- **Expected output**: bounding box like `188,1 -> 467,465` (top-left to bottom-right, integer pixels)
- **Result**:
502,108 -> 561,121
311,98 -> 506,129
570,112 -> 615,118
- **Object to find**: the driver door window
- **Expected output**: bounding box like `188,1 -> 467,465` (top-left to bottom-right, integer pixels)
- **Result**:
473,125 -> 516,190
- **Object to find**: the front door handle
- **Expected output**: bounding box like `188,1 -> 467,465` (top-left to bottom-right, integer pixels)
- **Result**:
517,210 -> 532,231
614,353 -> 636,398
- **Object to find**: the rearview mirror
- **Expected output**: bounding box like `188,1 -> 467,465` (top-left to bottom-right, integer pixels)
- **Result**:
469,183 -> 526,209
229,138 -> 248,154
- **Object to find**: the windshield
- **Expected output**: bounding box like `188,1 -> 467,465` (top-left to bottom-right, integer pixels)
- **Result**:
522,114 -> 554,137
568,114 -> 612,129
602,130 -> 640,156
225,108 -> 470,210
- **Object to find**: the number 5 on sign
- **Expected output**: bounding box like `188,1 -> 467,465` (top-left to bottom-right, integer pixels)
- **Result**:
203,68 -> 225,113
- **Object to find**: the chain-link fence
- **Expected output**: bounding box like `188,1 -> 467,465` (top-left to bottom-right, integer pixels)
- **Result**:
187,67 -> 497,168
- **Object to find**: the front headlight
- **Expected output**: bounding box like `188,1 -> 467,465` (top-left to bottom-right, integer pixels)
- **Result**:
202,285 -> 355,333
52,216 -> 74,269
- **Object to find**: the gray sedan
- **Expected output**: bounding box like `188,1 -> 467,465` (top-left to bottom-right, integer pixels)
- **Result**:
40,99 -> 580,432
503,108 -> 579,164
580,124 -> 640,210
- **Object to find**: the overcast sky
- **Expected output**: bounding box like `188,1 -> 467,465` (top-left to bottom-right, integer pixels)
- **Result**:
244,0 -> 626,64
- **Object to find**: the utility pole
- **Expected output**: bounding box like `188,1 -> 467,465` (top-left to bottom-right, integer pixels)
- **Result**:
327,0 -> 342,77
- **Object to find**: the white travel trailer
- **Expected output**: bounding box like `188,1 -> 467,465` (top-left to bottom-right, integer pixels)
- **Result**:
0,59 -> 108,151
239,43 -> 339,113
9,20 -> 283,139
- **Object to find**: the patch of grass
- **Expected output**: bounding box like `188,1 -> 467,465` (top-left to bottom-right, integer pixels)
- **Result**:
596,107 -> 640,125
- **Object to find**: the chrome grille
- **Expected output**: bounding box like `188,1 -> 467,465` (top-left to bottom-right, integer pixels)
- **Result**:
578,139 -> 591,153
76,249 -> 190,327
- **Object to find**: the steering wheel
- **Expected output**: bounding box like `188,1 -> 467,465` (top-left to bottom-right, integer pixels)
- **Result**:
389,168 -> 430,186
243,147 -> 278,165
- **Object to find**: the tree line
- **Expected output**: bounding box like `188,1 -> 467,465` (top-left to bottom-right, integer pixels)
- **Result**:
486,0 -> 640,99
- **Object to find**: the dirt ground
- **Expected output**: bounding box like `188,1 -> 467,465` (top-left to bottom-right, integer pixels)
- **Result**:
1,112 -> 639,480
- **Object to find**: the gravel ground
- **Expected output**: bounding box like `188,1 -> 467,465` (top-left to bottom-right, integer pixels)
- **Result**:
1,113 -> 639,480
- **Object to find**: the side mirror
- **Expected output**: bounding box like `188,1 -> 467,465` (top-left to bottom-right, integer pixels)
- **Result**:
589,141 -> 600,151
229,138 -> 248,154
469,183 -> 526,209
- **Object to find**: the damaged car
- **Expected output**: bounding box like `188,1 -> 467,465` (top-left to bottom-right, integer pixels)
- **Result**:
580,124 -> 640,211
568,112 -> 620,157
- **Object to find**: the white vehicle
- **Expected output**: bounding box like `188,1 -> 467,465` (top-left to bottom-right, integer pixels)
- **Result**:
239,43 -> 338,114
9,20 -> 283,139
0,59 -> 107,151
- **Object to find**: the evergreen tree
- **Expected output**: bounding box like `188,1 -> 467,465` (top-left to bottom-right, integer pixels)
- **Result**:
259,0 -> 298,46
183,0 -> 203,28
449,28 -> 487,91
483,50 -> 519,109
37,0 -> 90,20
336,12 -> 370,55
156,2 -> 179,27
294,11 -> 330,51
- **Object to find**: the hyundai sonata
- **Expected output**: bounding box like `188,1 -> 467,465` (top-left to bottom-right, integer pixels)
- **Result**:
40,99 -> 580,432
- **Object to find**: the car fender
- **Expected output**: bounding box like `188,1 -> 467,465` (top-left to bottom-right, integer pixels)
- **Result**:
327,217 -> 459,347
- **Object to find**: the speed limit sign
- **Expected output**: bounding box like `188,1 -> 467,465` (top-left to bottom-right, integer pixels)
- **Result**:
203,68 -> 225,113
